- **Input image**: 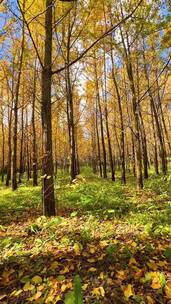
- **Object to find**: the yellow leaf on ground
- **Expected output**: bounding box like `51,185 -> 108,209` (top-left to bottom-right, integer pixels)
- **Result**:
151,274 -> 161,289
98,272 -> 105,280
116,270 -> 127,280
10,290 -> 23,297
82,284 -> 88,290
32,275 -> 42,284
87,258 -> 96,263
158,261 -> 167,267
92,286 -> 105,297
61,282 -> 72,292
147,260 -> 158,270
129,257 -> 137,265
99,286 -> 105,297
2,269 -> 15,283
123,284 -> 134,300
98,254 -> 106,261
23,282 -> 35,292
147,295 -> 155,304
45,295 -> 54,303
99,240 -> 108,247
61,284 -> 67,292
165,286 -> 171,299
50,261 -> 58,270
33,291 -> 42,300
28,291 -> 42,301
74,243 -> 81,255
60,266 -> 70,274
89,267 -> 97,272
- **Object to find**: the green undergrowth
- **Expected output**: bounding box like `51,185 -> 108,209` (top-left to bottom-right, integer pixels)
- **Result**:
0,170 -> 171,303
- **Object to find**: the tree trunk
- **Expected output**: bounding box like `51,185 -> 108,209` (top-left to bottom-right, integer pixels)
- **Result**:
41,0 -> 56,216
95,96 -> 102,177
143,49 -> 167,175
18,105 -> 24,183
94,55 -> 107,178
1,107 -> 5,183
103,49 -> 115,181
121,31 -> 143,189
32,61 -> 38,186
11,21 -> 25,191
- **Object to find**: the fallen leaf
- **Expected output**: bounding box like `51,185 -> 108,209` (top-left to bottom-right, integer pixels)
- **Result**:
23,282 -> 35,292
165,285 -> 171,299
129,257 -> 137,265
74,242 -> 81,255
32,275 -> 42,284
123,284 -> 134,300
60,266 -> 70,274
89,267 -> 97,272
92,286 -> 105,297
147,295 -> 155,304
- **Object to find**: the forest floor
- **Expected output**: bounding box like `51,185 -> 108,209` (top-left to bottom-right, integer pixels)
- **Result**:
0,169 -> 171,304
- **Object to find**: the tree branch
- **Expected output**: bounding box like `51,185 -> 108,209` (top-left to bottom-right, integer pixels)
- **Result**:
52,0 -> 144,75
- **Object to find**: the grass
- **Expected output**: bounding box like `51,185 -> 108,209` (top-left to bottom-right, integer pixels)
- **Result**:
0,169 -> 171,303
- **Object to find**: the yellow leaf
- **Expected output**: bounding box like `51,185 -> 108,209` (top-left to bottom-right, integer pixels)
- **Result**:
98,254 -> 106,261
28,291 -> 42,301
151,275 -> 161,289
158,261 -> 167,267
82,284 -> 88,290
37,285 -> 45,291
74,243 -> 81,255
147,260 -> 158,270
2,269 -> 15,283
129,257 -> 137,265
98,272 -> 105,280
147,295 -> 155,304
123,284 -> 134,300
165,286 -> 171,299
10,290 -> 23,297
32,275 -> 42,284
89,267 -> 97,272
87,258 -> 96,263
130,241 -> 137,248
50,261 -> 58,270
89,246 -> 95,254
60,266 -> 70,274
92,286 -> 105,297
99,286 -> 105,297
45,295 -> 54,303
34,291 -> 42,300
116,270 -> 127,280
61,284 -> 67,292
23,282 -> 35,292
99,240 -> 108,247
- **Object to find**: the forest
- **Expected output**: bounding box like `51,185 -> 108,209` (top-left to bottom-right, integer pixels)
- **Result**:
0,0 -> 171,303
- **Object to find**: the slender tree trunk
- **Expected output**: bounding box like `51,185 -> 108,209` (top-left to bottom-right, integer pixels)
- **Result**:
11,21 -> 25,191
143,49 -> 167,175
151,103 -> 159,175
6,105 -> 12,186
1,108 -> 5,183
94,56 -> 107,178
120,28 -> 143,189
110,48 -> 126,183
41,0 -> 56,216
95,96 -> 102,177
18,105 -> 24,183
103,49 -> 115,181
32,62 -> 38,186
139,107 -> 149,179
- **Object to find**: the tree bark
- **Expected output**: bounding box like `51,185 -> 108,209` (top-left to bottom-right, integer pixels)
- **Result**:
41,0 -> 56,216
11,20 -> 25,191
32,61 -> 38,186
